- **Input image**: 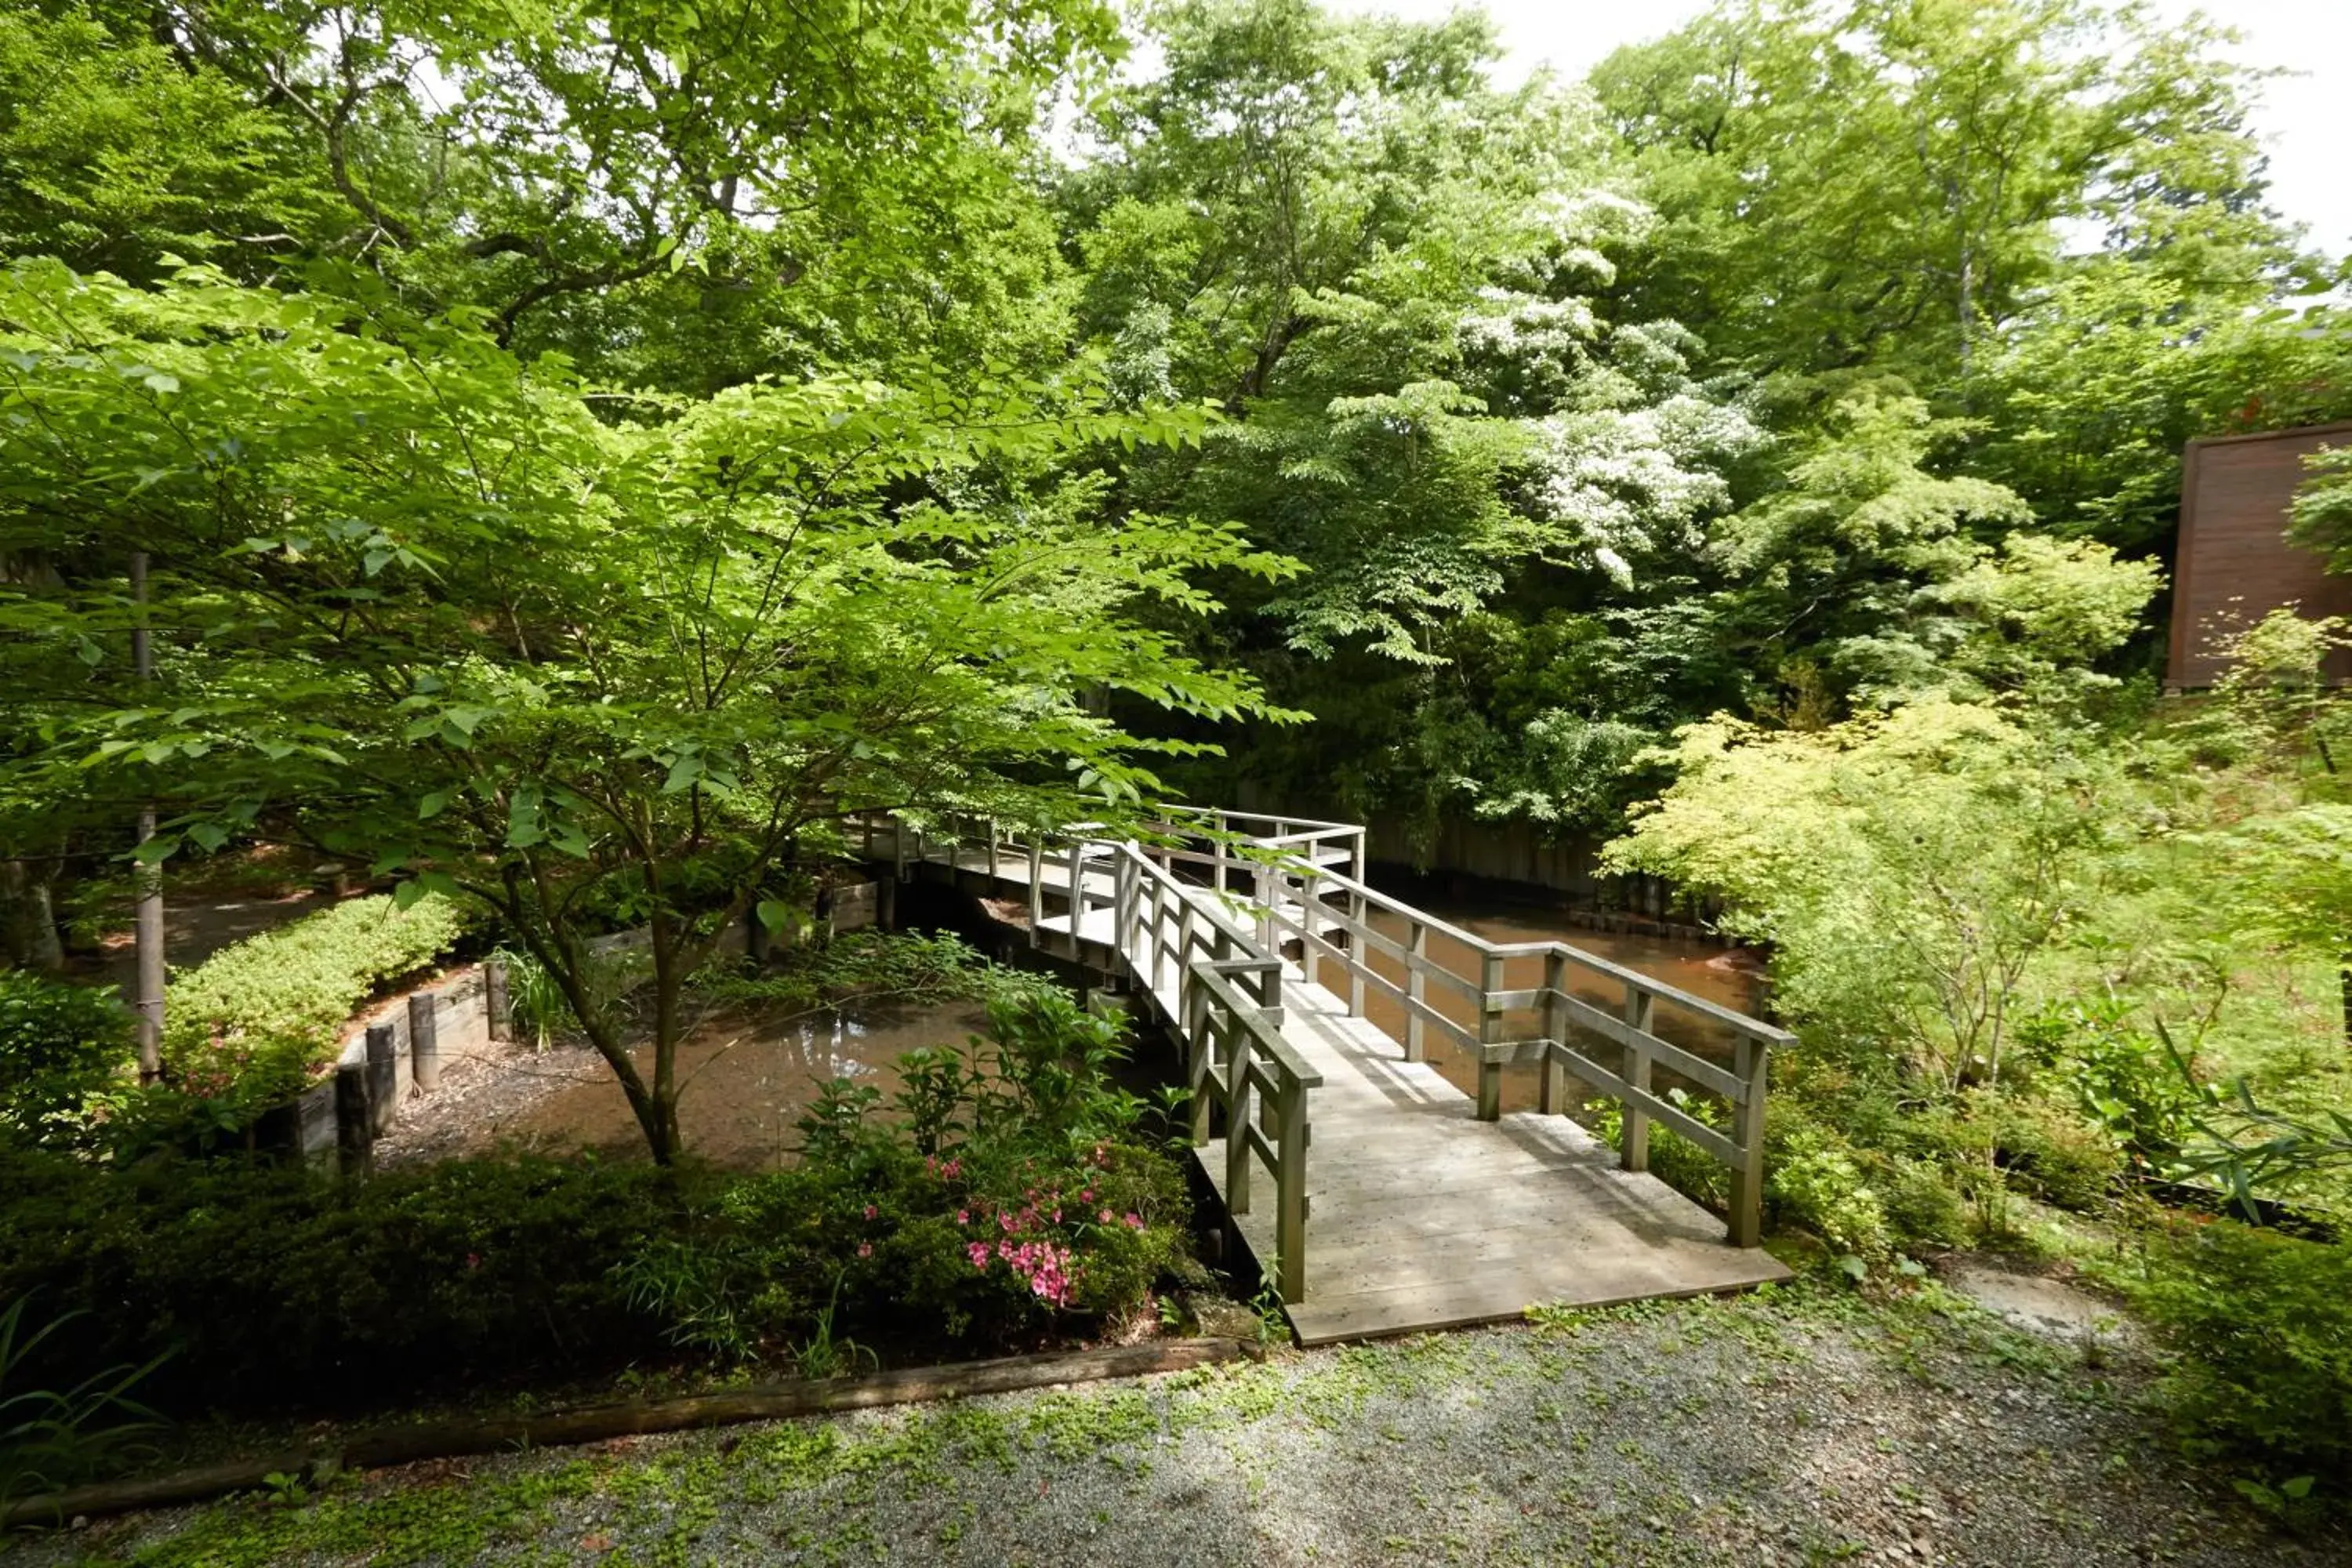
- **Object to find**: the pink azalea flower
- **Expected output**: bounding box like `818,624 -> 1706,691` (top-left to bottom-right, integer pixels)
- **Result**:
857,1242 -> 873,1258
956,1209 -> 970,1225
1098,1208 -> 1114,1224
967,1242 -> 991,1269
862,1203 -> 878,1221
1124,1213 -> 1144,1229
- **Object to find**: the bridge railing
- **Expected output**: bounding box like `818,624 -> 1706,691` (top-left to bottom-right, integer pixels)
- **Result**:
1183,956 -> 1316,1302
1258,854 -> 1787,1250
857,804 -> 1782,1253
862,808 -> 1324,1299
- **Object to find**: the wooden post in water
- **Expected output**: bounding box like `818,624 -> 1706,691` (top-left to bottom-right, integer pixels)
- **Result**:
1477,950 -> 1504,1122
1620,985 -> 1655,1172
1539,949 -> 1567,1115
485,960 -> 511,1043
408,992 -> 441,1093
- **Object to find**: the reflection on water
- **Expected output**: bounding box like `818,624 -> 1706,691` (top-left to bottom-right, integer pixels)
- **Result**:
1348,894 -> 1766,1112
495,1000 -> 993,1171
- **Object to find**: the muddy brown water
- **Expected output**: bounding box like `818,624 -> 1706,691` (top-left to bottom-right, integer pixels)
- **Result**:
416,899 -> 1759,1167
1348,899 -> 1766,1115
440,1000 -> 994,1171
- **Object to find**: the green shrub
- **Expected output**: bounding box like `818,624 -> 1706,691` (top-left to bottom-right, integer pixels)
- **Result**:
0,1293 -> 165,1514
0,972 -> 132,1147
1584,1089 -> 1730,1214
0,984 -> 1197,1415
2020,998 -> 2203,1169
489,945 -> 572,1050
2127,1220 -> 2352,1479
161,893 -> 469,1112
622,989 -> 1189,1356
1767,1119 -> 1893,1258
1987,1092 -> 2123,1211
1878,1156 -> 1971,1248
0,1144 -> 686,1412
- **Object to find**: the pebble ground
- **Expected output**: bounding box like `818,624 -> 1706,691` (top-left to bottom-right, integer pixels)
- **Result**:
11,1280 -> 2343,1567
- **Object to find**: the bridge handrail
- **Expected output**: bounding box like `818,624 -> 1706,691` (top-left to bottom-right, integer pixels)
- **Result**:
1183,956 -> 1315,1302
872,808 -> 1323,1294
1255,852 -> 1779,1247
861,801 -> 1780,1254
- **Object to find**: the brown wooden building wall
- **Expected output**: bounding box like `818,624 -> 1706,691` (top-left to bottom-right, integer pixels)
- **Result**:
2169,421 -> 2352,688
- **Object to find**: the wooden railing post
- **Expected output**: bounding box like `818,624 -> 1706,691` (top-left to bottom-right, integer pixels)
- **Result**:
1301,865 -> 1322,989
1405,920 -> 1427,1062
1149,877 -> 1168,994
1276,1080 -> 1308,1302
1114,849 -> 1137,966
1539,949 -> 1567,1115
1184,966 -> 1213,1147
1026,837 -> 1044,946
1347,870 -> 1367,1018
1477,950 -> 1504,1121
1729,1034 -> 1769,1247
1256,859 -> 1278,954
1621,985 -> 1655,1172
1225,1010 -> 1253,1215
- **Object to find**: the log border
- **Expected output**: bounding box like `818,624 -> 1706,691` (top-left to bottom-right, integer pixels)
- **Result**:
1,1337 -> 1256,1530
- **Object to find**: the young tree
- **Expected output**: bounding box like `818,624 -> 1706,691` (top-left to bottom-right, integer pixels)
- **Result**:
1606,700 -> 2122,1094
0,259 -> 1292,1161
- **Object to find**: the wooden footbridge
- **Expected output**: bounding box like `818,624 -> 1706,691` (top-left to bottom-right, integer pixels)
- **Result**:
858,808 -> 1791,1343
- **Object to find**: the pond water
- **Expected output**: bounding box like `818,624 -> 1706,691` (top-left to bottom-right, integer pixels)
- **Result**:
451,998 -> 993,1171
413,891 -> 1759,1167
1349,893 -> 1766,1113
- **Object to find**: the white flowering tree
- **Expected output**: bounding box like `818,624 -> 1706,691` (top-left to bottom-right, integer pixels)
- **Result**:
1060,0 -> 1767,835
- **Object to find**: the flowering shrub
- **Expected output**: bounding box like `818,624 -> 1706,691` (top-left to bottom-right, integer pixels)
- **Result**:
620,989 -> 1190,1355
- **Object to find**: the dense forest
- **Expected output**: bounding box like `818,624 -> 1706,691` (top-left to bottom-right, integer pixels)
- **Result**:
5,0 -> 2352,1537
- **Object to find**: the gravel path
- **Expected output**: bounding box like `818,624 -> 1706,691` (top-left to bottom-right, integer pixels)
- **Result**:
13,1281 -> 2341,1567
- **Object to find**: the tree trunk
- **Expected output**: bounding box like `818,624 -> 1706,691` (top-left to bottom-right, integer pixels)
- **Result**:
0,860 -> 64,971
